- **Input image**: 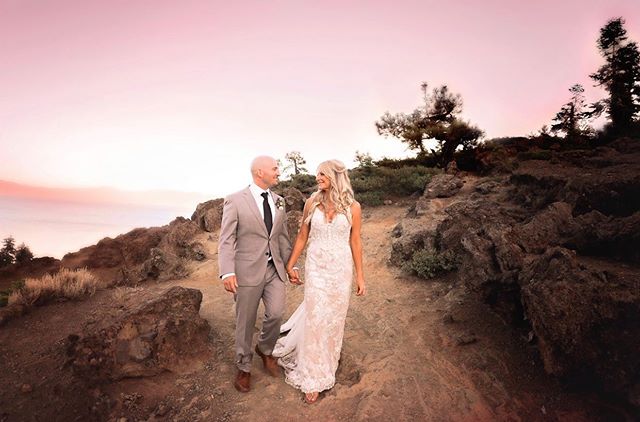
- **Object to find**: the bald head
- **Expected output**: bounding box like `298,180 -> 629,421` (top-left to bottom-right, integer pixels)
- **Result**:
251,156 -> 275,175
251,155 -> 280,189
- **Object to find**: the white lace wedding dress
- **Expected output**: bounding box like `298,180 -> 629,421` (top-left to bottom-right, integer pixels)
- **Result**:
273,207 -> 353,393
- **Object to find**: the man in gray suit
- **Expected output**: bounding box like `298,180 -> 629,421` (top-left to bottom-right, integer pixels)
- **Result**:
218,155 -> 299,392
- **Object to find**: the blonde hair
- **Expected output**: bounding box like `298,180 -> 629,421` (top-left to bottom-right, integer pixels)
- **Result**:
304,159 -> 355,224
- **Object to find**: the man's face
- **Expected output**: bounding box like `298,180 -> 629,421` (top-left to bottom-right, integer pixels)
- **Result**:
261,159 -> 280,188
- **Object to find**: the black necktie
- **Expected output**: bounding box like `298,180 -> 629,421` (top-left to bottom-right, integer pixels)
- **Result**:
261,192 -> 273,235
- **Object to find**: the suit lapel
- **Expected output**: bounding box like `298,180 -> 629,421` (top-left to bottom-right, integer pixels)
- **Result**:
271,192 -> 283,234
242,187 -> 268,236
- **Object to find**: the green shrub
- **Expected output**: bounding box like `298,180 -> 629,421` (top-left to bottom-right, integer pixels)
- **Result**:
350,172 -> 387,192
388,167 -> 435,195
375,156 -> 430,168
355,191 -> 384,206
279,164 -> 439,205
403,249 -> 457,279
350,165 -> 438,199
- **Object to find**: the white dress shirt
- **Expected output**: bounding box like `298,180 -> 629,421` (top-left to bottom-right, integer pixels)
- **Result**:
249,183 -> 275,221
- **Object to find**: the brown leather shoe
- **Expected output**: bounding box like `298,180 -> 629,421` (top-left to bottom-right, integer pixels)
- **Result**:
255,345 -> 281,377
234,370 -> 251,393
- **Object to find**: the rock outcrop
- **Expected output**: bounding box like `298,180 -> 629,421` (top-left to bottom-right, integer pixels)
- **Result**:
422,174 -> 464,199
520,248 -> 640,406
191,198 -> 224,232
393,137 -> 640,406
68,286 -> 210,382
509,140 -> 640,217
61,217 -> 206,286
279,187 -> 306,212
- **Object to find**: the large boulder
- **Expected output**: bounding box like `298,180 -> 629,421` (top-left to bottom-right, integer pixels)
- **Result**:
61,217 -> 205,285
437,199 -> 525,292
510,202 -> 640,264
511,202 -> 578,254
68,286 -> 210,382
520,247 -> 640,404
423,174 -> 464,199
191,198 -> 224,232
473,142 -> 521,174
570,211 -> 640,263
414,174 -> 466,217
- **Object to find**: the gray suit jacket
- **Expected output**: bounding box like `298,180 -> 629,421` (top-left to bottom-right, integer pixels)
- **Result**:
218,187 -> 292,286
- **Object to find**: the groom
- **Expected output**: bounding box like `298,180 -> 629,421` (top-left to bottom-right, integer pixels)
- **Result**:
218,155 -> 296,393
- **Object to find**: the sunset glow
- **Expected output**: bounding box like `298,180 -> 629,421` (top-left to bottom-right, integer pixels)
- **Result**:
1,0 -> 639,196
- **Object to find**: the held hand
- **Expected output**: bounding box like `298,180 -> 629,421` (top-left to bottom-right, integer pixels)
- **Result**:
222,275 -> 238,294
355,277 -> 366,296
287,268 -> 303,285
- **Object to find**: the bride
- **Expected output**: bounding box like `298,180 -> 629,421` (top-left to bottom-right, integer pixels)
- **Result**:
273,159 -> 366,404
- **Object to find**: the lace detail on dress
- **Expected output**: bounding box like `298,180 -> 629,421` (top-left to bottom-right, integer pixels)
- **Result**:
273,208 -> 353,393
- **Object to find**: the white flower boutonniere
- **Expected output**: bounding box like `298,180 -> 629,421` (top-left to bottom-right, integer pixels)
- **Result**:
275,197 -> 285,211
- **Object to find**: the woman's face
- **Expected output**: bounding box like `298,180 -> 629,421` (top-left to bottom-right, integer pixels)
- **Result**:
316,171 -> 331,191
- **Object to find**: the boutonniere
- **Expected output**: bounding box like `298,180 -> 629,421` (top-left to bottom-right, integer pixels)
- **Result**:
275,197 -> 285,211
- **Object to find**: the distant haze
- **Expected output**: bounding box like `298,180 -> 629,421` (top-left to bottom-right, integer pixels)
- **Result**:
0,180 -> 212,209
0,180 -> 214,258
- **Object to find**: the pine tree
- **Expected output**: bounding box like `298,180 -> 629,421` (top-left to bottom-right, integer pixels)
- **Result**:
376,82 -> 483,166
354,151 -> 374,168
0,236 -> 17,267
15,243 -> 34,265
590,17 -> 640,133
551,84 -> 590,140
283,151 -> 308,176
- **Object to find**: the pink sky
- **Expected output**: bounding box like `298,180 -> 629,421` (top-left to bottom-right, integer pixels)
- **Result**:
1,0 -> 639,197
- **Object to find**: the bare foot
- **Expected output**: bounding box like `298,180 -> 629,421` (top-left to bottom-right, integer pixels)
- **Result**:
304,392 -> 319,404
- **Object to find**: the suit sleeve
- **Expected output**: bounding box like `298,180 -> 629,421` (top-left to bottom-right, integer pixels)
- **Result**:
218,196 -> 238,278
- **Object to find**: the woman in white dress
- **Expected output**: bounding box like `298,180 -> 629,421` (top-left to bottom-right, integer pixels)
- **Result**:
273,159 -> 366,404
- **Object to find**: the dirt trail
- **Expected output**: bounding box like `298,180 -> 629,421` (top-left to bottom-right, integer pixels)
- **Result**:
154,202 -> 609,421
0,200 -> 621,421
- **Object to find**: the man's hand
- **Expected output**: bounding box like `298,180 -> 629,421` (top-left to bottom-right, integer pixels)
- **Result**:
222,275 -> 238,293
288,268 -> 303,285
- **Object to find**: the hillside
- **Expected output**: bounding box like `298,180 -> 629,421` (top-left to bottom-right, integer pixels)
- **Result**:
0,139 -> 638,421
3,204 -> 630,422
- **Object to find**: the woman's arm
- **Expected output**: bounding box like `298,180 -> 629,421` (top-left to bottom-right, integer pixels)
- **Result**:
349,201 -> 366,296
286,198 -> 313,282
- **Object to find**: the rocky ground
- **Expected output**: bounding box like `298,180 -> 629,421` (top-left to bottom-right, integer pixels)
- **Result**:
391,137 -> 640,413
0,203 -> 635,421
1,138 -> 638,421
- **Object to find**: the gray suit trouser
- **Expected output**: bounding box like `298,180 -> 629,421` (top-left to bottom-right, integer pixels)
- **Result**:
234,261 -> 285,372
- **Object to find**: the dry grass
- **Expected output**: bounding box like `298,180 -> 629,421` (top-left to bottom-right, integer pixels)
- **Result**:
8,268 -> 100,307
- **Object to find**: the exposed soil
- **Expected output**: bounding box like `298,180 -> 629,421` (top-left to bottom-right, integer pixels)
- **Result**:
0,204 -> 634,421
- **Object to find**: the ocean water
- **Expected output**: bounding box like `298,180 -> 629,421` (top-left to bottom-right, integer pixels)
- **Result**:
0,196 -> 196,259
